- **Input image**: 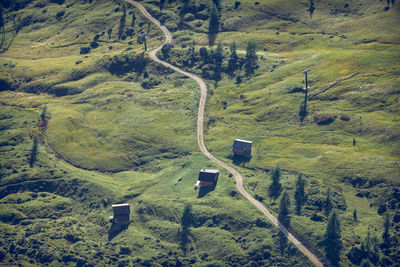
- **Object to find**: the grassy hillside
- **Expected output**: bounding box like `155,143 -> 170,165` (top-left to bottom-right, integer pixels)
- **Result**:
0,0 -> 399,266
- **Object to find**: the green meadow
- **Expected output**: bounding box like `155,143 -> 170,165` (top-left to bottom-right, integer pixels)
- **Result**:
0,0 -> 399,266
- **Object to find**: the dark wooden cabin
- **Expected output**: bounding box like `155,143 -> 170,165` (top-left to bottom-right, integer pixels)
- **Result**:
111,203 -> 130,226
197,169 -> 219,187
233,139 -> 252,157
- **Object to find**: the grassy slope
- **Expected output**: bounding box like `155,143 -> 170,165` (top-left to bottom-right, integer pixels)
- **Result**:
148,0 -> 400,265
0,0 -> 311,266
0,0 -> 399,266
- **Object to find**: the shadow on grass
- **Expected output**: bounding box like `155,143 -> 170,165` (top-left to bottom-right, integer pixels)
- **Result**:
108,223 -> 128,241
197,177 -> 218,198
231,154 -> 251,167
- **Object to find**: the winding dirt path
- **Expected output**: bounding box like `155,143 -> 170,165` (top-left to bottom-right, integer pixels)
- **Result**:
126,1 -> 323,266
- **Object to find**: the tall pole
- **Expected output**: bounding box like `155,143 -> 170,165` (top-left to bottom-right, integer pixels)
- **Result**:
143,34 -> 147,51
304,69 -> 308,108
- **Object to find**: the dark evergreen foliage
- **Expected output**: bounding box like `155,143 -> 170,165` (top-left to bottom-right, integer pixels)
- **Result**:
325,210 -> 342,266
208,4 -> 219,45
325,187 -> 333,217
309,0 -> 315,19
244,41 -> 257,76
294,174 -> 305,215
227,41 -> 239,76
278,191 -> 291,227
268,165 -> 282,199
118,4 -> 126,40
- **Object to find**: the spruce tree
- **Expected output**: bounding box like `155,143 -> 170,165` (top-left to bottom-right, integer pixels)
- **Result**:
383,212 -> 390,241
209,4 -> 219,34
227,41 -> 238,76
118,4 -> 127,40
353,209 -> 358,222
269,165 -> 282,199
278,191 -> 291,227
213,41 -> 223,80
325,187 -> 333,217
40,106 -> 47,122
309,0 -> 315,19
294,174 -> 305,215
325,210 -> 342,266
244,41 -> 257,76
208,4 -> 219,45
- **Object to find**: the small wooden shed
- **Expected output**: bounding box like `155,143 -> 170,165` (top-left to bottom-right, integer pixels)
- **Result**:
197,169 -> 219,187
111,203 -> 130,226
233,139 -> 252,157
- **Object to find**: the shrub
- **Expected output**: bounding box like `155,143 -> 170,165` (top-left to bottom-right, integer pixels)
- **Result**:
80,47 -> 90,54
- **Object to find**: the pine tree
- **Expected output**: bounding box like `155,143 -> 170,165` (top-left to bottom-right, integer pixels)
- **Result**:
40,106 -> 47,122
244,41 -> 257,76
213,41 -> 223,81
278,191 -> 291,227
118,4 -> 127,40
309,0 -> 315,19
227,41 -> 238,76
353,209 -> 358,222
209,4 -> 219,34
190,39 -> 195,61
325,187 -> 333,217
269,165 -> 282,199
208,4 -> 219,45
325,210 -> 342,266
383,212 -> 390,241
294,174 -> 305,215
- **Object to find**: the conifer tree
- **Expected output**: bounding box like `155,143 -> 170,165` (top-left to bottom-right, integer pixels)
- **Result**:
208,4 -> 219,45
353,209 -> 358,222
383,212 -> 390,241
325,210 -> 342,266
269,165 -> 282,199
294,174 -> 305,215
118,4 -> 127,40
227,41 -> 238,75
40,106 -> 47,122
278,191 -> 291,227
244,41 -> 257,76
325,187 -> 333,217
309,0 -> 315,19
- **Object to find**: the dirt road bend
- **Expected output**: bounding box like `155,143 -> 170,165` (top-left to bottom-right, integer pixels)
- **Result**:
125,1 -> 324,266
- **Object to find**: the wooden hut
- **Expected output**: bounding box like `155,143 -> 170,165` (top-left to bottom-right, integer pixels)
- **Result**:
195,169 -> 219,188
111,203 -> 130,226
233,139 -> 252,157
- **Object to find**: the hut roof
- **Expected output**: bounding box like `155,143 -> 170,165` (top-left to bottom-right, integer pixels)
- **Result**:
233,139 -> 252,152
234,139 -> 253,144
198,169 -> 219,182
112,203 -> 130,216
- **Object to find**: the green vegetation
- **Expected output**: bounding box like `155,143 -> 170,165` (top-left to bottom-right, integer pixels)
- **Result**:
0,0 -> 399,266
325,210 -> 342,265
269,165 -> 282,199
294,174 -> 305,215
